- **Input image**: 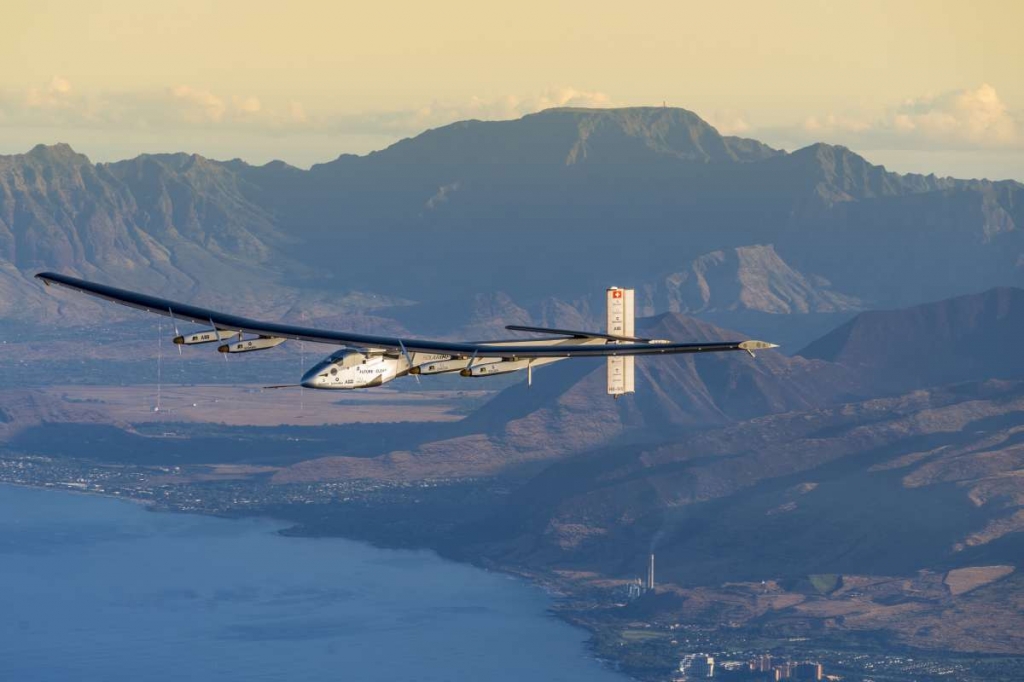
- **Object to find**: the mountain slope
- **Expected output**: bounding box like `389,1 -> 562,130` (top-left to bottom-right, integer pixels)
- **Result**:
451,289 -> 1024,584
0,145 -> 283,283
637,244 -> 863,315
799,287 -> 1024,392
466,379 -> 1024,585
0,146 -> 411,323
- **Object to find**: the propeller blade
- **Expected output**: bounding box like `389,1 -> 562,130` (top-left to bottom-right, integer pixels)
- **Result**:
168,307 -> 182,356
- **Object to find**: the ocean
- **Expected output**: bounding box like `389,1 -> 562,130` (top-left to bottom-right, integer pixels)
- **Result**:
0,484 -> 626,682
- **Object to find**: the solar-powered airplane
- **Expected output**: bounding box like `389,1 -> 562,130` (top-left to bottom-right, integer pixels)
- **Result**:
36,272 -> 778,397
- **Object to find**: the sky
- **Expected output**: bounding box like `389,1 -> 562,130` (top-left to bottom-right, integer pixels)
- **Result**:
1,0 -> 1022,180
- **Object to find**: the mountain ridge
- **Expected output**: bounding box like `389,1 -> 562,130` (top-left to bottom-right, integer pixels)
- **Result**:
356,107 -> 782,167
637,243 -> 863,315
799,286 -> 1024,392
3,106 -> 1023,327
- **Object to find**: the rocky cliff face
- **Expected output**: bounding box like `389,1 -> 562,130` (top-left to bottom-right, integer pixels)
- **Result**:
637,244 -> 863,315
0,145 -> 283,282
0,144 -> 301,322
3,106 -> 1023,327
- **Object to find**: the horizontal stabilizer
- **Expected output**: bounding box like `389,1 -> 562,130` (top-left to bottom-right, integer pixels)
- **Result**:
505,324 -> 656,343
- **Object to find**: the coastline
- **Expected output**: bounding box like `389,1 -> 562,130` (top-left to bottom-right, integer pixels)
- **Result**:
7,474 -> 1024,682
1,480 -> 636,681
0,479 -> 157,508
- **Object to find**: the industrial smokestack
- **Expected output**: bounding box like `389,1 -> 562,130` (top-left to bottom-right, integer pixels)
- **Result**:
647,553 -> 655,590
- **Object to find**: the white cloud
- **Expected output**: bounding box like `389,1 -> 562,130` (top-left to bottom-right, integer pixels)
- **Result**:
232,95 -> 262,116
441,87 -> 612,121
48,76 -> 72,95
892,84 -> 1017,146
2,78 -> 294,131
706,110 -> 752,136
802,113 -> 871,134
336,87 -> 614,136
171,85 -> 228,123
288,101 -> 307,124
25,75 -> 76,111
790,84 -> 1021,151
425,181 -> 460,209
0,80 -> 614,140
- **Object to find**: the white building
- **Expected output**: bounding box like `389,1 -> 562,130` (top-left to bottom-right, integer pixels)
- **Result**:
679,654 -> 715,678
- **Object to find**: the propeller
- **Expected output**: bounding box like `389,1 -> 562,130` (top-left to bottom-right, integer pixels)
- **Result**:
168,307 -> 182,356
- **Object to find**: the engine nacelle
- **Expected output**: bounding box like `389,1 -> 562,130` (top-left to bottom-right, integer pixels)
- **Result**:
174,329 -> 237,345
218,336 -> 286,353
460,359 -> 532,377
413,356 -> 496,375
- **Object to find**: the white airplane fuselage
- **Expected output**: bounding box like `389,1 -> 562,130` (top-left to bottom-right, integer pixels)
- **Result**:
300,350 -> 414,389
299,337 -> 605,390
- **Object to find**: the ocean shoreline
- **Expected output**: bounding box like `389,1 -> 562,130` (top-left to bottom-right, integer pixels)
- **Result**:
1,480 -> 637,681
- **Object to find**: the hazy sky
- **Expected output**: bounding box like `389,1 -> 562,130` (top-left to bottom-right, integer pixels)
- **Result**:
2,0 -> 1021,180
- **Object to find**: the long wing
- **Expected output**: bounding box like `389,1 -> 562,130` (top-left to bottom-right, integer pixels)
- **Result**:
36,272 -> 777,359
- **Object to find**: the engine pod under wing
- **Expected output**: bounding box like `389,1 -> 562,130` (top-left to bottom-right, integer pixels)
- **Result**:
218,336 -> 287,353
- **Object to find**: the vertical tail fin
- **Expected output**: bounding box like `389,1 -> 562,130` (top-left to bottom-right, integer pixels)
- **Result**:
606,287 -> 635,398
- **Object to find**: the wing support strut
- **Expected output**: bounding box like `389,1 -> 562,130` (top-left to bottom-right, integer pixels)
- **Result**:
398,339 -> 420,385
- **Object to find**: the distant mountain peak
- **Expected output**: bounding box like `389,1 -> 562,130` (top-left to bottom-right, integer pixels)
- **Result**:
792,142 -> 874,170
363,105 -> 780,166
781,140 -> 967,204
111,151 -> 213,173
559,106 -> 779,165
23,142 -> 90,165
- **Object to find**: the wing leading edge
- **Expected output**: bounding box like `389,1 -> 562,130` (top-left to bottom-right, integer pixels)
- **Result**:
35,272 -> 777,359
